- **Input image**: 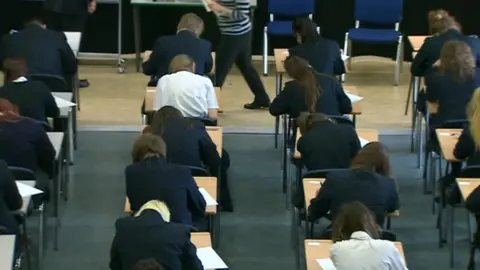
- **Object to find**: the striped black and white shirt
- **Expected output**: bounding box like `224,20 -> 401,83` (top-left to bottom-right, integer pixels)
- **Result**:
216,0 -> 252,35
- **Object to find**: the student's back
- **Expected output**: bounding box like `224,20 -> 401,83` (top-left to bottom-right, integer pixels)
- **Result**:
160,119 -> 203,167
289,39 -> 345,76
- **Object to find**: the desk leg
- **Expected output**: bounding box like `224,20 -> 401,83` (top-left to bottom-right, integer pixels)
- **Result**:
449,204 -> 455,268
117,0 -> 125,73
38,203 -> 45,270
133,6 -> 142,72
68,109 -> 74,164
282,115 -> 288,193
53,148 -> 63,251
274,71 -> 281,148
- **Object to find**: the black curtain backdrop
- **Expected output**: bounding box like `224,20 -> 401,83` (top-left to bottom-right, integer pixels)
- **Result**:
1,0 -> 479,61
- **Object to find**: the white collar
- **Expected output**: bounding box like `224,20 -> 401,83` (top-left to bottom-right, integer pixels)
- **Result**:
12,76 -> 27,83
350,231 -> 373,240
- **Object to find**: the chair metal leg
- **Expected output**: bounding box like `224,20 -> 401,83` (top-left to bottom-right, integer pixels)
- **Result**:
449,205 -> 456,268
405,76 -> 413,116
263,27 -> 268,76
282,116 -> 288,193
21,218 -> 32,270
416,112 -> 423,168
393,36 -> 403,86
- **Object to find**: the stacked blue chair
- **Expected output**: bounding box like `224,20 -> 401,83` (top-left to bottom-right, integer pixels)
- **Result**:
343,0 -> 404,85
263,0 -> 316,76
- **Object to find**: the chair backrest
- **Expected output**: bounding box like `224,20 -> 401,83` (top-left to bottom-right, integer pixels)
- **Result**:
8,166 -> 36,180
354,0 -> 403,25
319,228 -> 397,241
303,168 -> 348,179
441,119 -> 469,129
186,117 -> 217,127
179,165 -> 210,177
328,115 -> 354,126
459,165 -> 480,178
268,0 -> 315,17
28,74 -> 69,93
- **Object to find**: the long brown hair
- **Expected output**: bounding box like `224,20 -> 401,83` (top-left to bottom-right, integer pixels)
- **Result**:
439,40 -> 475,81
297,112 -> 330,134
131,133 -> 166,163
2,58 -> 28,84
284,55 -> 322,113
0,98 -> 21,123
468,88 -> 480,149
351,142 -> 392,177
331,201 -> 381,243
150,106 -> 184,136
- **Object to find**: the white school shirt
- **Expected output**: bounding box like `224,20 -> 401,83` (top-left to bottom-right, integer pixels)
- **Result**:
331,231 -> 408,270
154,71 -> 218,118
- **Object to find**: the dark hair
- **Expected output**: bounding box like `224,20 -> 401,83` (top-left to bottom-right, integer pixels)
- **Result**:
292,17 -> 319,43
297,112 -> 330,134
284,56 -> 322,113
351,142 -> 392,177
0,98 -> 21,123
150,106 -> 184,135
2,58 -> 28,84
131,133 -> 166,163
439,40 -> 475,81
169,54 -> 195,73
428,11 -> 460,35
331,201 -> 380,243
132,259 -> 164,270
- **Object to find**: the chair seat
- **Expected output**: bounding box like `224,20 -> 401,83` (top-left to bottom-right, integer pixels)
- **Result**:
348,28 -> 401,43
267,21 -> 294,36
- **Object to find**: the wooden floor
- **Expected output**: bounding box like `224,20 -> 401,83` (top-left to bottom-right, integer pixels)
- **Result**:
3,56 -> 416,131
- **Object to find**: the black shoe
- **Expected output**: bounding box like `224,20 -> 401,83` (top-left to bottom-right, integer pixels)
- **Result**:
79,79 -> 90,88
243,102 -> 270,110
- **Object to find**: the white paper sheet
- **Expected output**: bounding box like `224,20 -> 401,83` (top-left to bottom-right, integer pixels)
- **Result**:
16,182 -> 43,197
341,55 -> 350,61
359,137 -> 369,148
458,182 -> 470,185
197,247 -> 228,269
199,188 -> 218,206
316,258 -> 336,270
54,96 -> 77,108
345,92 -> 363,103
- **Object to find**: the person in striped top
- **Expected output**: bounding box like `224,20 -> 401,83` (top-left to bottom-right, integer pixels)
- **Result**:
207,0 -> 271,110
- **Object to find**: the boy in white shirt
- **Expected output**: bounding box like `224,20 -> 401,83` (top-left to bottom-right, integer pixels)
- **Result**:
154,54 -> 218,120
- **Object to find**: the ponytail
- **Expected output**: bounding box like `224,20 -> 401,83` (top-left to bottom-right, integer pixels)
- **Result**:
135,200 -> 171,222
298,112 -> 329,134
468,88 -> 480,149
284,56 -> 322,113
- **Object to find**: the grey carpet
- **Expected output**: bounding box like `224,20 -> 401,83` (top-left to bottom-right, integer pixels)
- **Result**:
23,132 -> 475,270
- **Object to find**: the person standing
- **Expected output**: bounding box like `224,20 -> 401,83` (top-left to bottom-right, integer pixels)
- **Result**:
207,0 -> 270,110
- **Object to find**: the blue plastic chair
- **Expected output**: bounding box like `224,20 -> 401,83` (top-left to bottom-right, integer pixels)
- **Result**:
263,0 -> 316,75
343,0 -> 404,85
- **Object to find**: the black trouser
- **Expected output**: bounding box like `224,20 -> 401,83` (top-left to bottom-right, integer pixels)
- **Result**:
215,31 -> 270,105
46,11 -> 87,32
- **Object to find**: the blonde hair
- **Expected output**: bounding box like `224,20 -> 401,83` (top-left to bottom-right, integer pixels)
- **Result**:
468,88 -> 480,149
168,54 -> 195,73
177,13 -> 204,37
135,200 -> 171,222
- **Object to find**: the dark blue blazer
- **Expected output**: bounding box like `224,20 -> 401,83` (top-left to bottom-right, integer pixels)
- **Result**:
143,30 -> 213,80
0,118 -> 56,177
425,69 -> 480,128
0,160 -> 22,235
0,23 -> 77,77
411,29 -> 480,77
289,39 -> 345,76
308,168 -> 399,226
110,210 -> 203,270
269,74 -> 352,118
159,118 -> 220,174
453,125 -> 480,166
44,0 -> 91,14
125,156 -> 206,228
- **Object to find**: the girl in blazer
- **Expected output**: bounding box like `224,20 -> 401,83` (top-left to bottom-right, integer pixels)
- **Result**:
269,55 -> 352,119
289,17 -> 345,76
425,40 -> 480,132
145,106 -> 233,212
308,142 -> 400,226
330,202 -> 408,270
110,200 -> 203,270
0,58 -> 59,123
125,133 -> 207,229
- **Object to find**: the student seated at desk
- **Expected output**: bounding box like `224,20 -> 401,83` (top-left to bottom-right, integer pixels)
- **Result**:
0,159 -> 22,241
155,55 -> 218,121
0,58 -> 59,123
297,112 -> 360,171
330,202 -> 408,270
289,17 -> 345,76
110,200 -> 203,270
0,16 -> 77,78
269,55 -> 352,119
125,133 -> 207,229
424,40 -> 480,131
144,106 -> 233,212
411,13 -> 479,77
308,142 -> 399,226
143,13 -> 213,85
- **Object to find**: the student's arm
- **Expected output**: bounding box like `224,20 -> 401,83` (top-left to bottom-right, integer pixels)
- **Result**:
214,0 -> 250,20
334,81 -> 352,114
269,83 -> 292,116
350,128 -> 361,158
34,124 -> 56,178
204,78 -> 219,120
307,177 -> 332,221
186,171 -> 207,217
411,39 -> 431,77
0,160 -> 22,211
39,83 -> 60,118
453,127 -> 474,160
143,38 -> 161,76
466,186 -> 480,214
204,41 -> 214,75
59,33 -> 78,75
109,221 -> 122,270
181,230 -> 204,270
331,41 -> 346,75
385,177 -> 400,213
425,73 -> 439,102
197,124 -> 221,172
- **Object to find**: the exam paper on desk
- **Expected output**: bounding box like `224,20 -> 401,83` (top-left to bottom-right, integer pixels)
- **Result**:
345,92 -> 363,103
54,96 -> 76,108
359,137 -> 369,148
199,188 -> 218,206
316,258 -> 336,270
197,247 -> 228,269
16,182 -> 43,197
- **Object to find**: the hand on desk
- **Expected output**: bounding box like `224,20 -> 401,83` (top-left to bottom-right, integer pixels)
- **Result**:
143,50 -> 152,63
88,0 -> 97,14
